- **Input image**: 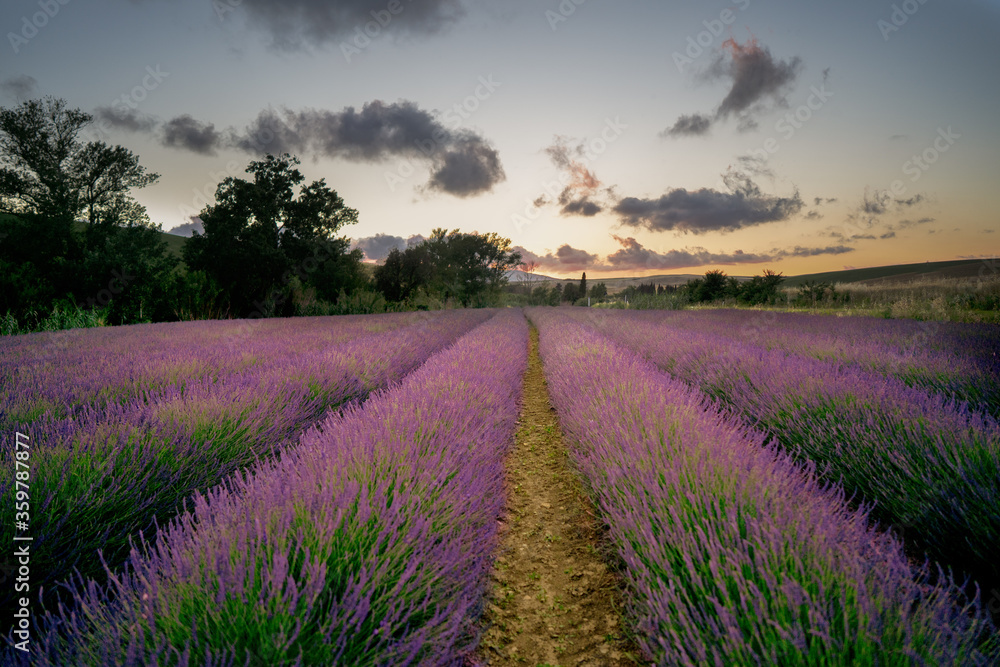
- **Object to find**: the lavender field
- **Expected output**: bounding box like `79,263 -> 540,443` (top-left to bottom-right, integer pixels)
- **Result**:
2,309 -> 999,665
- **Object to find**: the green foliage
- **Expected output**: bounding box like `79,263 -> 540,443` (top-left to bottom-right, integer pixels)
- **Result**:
0,97 -> 173,328
373,228 -> 521,307
183,154 -> 364,317
738,269 -> 785,306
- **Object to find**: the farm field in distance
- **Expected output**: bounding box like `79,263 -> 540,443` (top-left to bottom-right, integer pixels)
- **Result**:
2,307 -> 999,665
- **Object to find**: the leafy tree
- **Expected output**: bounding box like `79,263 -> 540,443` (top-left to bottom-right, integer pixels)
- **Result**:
0,97 -> 168,322
549,283 -> 563,306
184,154 -> 362,317
374,228 -> 520,307
579,272 -> 587,300
589,282 -> 608,300
697,269 -> 730,302
739,269 -> 784,305
374,245 -> 431,303
563,282 -> 579,303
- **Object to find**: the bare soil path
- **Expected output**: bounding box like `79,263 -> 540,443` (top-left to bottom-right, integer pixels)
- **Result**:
476,328 -> 641,667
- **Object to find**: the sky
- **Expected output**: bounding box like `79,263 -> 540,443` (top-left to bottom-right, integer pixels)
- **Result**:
2,0 -> 998,278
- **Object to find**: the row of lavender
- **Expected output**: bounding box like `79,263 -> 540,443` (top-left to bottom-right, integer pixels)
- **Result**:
0,312 -> 422,425
0,310 -> 490,610
531,309 -> 998,664
21,310 -> 528,666
570,309 -> 1000,600
624,309 -> 1000,417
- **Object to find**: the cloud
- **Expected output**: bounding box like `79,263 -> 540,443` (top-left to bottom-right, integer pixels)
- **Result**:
513,244 -> 601,272
895,194 -> 925,208
559,197 -> 602,216
140,100 -> 504,197
665,37 -> 803,137
162,115 -> 221,155
233,0 -> 466,50
613,172 -> 803,234
514,237 -> 857,275
232,101 -> 505,197
354,233 -> 407,261
605,236 -> 773,271
424,135 -> 504,197
663,113 -> 712,138
0,74 -> 37,99
166,217 -> 204,237
779,245 -> 854,257
880,231 -> 896,239
540,136 -> 609,217
805,210 -> 823,220
94,106 -> 158,133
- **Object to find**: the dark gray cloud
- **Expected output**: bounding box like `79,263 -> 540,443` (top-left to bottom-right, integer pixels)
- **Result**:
880,231 -> 897,239
166,217 -> 204,237
895,194 -> 925,208
93,106 -> 158,133
666,37 -> 803,137
425,136 -> 505,197
560,197 -> 602,217
232,0 -> 466,51
663,113 -> 712,138
162,115 -> 221,156
144,100 -> 503,197
0,74 -> 38,99
233,102 -> 504,197
613,174 -> 803,234
805,210 -> 823,220
605,236 -> 772,271
354,233 -> 407,261
710,38 -> 802,119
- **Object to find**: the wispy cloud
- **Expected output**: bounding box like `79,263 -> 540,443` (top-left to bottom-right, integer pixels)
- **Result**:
665,37 -> 803,136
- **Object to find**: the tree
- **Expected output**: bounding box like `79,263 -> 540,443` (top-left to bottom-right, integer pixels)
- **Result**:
563,282 -> 579,303
0,97 -> 169,322
0,97 -> 158,224
589,282 -> 608,300
739,269 -> 784,305
579,272 -> 587,300
184,154 -> 362,317
376,228 -> 521,307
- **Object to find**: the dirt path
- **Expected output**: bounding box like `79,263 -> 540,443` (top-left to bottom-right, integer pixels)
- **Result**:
476,328 -> 640,667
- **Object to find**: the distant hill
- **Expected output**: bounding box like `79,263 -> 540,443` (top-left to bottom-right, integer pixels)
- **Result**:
781,259 -> 993,288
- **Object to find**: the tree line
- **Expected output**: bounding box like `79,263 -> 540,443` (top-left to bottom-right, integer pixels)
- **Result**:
0,98 -> 521,332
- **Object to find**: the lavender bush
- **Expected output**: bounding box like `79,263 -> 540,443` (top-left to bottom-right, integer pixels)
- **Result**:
0,311 -> 490,609
20,310 -> 527,666
530,308 -> 998,665
573,309 -> 1000,596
